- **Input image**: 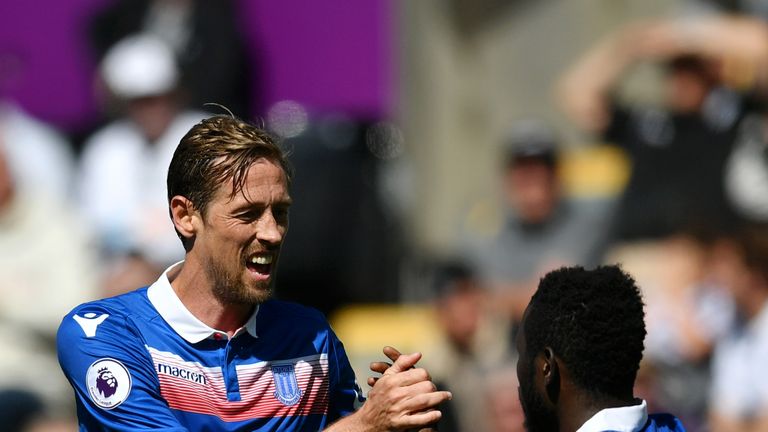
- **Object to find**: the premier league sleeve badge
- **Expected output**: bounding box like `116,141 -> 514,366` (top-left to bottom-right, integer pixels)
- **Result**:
86,358 -> 132,409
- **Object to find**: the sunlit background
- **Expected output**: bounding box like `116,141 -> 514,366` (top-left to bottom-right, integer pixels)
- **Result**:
2,0 -> 768,431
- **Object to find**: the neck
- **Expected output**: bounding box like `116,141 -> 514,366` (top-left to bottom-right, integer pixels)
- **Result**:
170,258 -> 253,337
559,389 -> 637,432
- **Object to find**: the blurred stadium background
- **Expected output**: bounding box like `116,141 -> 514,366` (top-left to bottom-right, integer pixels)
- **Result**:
2,0 -> 768,431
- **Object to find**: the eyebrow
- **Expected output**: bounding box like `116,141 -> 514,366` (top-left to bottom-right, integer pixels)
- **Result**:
231,195 -> 292,211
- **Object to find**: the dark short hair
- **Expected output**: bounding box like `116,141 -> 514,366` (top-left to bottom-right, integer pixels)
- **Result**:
167,115 -> 292,249
431,260 -> 476,298
665,54 -> 716,85
524,265 -> 646,399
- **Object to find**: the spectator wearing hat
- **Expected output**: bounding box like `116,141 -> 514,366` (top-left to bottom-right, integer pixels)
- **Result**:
77,33 -> 208,295
88,0 -> 253,118
423,260 -> 514,432
461,121 -> 615,322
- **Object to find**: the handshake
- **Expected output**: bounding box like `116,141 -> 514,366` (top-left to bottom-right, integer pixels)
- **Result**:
325,346 -> 453,432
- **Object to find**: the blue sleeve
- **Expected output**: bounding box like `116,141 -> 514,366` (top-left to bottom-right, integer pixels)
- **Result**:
57,305 -> 188,431
327,328 -> 365,420
646,413 -> 688,432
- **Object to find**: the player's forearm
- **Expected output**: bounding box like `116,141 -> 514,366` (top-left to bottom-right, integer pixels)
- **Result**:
323,399 -> 443,432
323,410 -> 376,432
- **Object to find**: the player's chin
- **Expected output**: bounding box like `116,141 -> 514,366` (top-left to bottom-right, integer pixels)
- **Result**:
251,289 -> 272,304
244,281 -> 273,304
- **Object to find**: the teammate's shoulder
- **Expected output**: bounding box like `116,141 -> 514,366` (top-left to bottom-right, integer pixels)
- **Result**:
260,299 -> 329,326
646,413 -> 687,432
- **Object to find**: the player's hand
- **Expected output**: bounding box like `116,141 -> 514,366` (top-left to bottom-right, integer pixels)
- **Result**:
361,346 -> 449,432
367,345 -> 403,387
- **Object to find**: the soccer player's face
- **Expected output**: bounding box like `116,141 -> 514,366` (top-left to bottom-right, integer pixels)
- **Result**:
516,310 -> 558,432
196,158 -> 291,305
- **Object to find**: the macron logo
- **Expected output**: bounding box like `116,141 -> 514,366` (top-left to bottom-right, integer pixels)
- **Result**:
73,313 -> 109,337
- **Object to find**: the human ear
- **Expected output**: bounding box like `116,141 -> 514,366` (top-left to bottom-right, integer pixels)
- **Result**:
542,347 -> 560,403
170,195 -> 201,240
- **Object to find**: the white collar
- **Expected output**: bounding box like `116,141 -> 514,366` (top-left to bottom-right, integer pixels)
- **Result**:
576,399 -> 648,432
147,261 -> 259,343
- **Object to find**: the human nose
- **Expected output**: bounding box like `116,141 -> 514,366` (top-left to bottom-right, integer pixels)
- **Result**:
256,209 -> 284,245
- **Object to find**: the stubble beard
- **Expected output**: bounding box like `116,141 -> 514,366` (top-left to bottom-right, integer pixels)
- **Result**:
518,372 -> 558,432
205,253 -> 273,305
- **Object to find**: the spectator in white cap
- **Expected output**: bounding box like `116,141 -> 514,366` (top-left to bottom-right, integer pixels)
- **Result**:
78,33 -> 209,296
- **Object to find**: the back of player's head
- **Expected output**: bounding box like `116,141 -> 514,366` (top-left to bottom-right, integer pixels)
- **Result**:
523,265 -> 646,400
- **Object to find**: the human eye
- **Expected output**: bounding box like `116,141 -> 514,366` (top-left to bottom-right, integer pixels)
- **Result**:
234,208 -> 263,222
273,205 -> 290,221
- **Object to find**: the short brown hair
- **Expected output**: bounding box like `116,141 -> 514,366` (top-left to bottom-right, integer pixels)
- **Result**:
167,116 -> 292,245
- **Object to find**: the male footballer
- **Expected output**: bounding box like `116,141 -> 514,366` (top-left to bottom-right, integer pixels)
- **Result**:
57,115 -> 450,431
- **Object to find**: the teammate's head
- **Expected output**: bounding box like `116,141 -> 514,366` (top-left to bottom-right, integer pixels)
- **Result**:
516,265 -> 646,432
167,115 -> 292,250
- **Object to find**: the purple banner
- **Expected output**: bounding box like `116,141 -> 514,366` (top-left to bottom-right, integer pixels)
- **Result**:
0,0 -> 393,132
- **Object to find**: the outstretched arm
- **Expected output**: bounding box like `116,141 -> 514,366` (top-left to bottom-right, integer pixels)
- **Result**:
557,22 -> 666,134
557,16 -> 768,134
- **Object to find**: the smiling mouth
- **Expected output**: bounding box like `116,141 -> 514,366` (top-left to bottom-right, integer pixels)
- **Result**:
246,254 -> 274,277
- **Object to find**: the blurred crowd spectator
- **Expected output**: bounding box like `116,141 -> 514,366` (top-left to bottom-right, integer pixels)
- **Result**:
78,33 -> 207,294
0,140 -> 97,429
422,260 -> 513,432
89,0 -> 253,118
557,18 -> 763,240
708,227 -> 768,431
0,103 -> 76,199
461,122 -> 614,322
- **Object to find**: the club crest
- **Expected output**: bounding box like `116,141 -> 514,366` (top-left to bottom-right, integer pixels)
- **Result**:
271,364 -> 302,406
